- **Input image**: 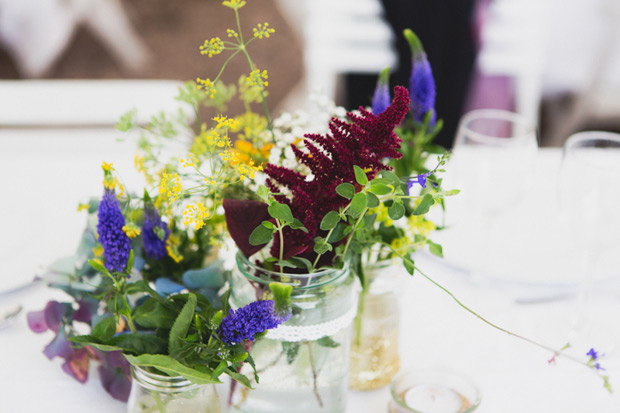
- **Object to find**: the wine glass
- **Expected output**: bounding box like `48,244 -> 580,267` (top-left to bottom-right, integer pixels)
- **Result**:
450,109 -> 538,279
558,131 -> 620,348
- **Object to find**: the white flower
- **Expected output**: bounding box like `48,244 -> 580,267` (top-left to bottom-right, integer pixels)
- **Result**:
282,159 -> 296,169
284,146 -> 295,160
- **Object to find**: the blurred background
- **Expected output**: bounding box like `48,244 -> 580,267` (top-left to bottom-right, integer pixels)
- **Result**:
1,0 -> 620,147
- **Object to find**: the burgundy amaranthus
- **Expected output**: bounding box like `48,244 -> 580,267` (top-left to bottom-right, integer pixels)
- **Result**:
263,86 -> 410,260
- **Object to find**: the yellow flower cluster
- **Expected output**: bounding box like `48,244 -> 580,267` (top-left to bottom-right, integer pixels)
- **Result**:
92,244 -> 104,258
196,77 -> 216,99
122,224 -> 142,238
101,162 -> 114,172
77,203 -> 90,212
391,236 -> 411,256
183,202 -> 210,229
200,37 -> 225,57
180,153 -> 199,168
253,23 -> 275,39
407,215 -> 436,237
222,0 -> 245,9
227,29 -> 239,38
370,204 -> 393,227
236,159 -> 263,181
159,172 -> 182,204
214,115 -> 239,130
166,234 -> 183,263
232,112 -> 268,140
234,139 -> 272,165
245,69 -> 269,90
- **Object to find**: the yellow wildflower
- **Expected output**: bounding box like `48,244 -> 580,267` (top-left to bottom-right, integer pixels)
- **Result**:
92,244 -> 104,257
166,234 -> 183,263
408,215 -> 436,237
222,0 -> 246,9
200,37 -> 225,57
122,223 -> 142,238
196,77 -> 216,99
159,172 -> 182,204
77,203 -> 90,212
180,153 -> 198,168
390,236 -> 411,256
101,162 -> 114,172
227,29 -> 239,38
245,69 -> 269,90
183,202 -> 210,230
213,115 -> 239,130
253,23 -> 275,39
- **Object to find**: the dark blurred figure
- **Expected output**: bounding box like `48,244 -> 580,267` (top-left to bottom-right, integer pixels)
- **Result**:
345,0 -> 477,148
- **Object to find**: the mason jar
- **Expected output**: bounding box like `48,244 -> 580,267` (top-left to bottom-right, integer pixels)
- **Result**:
228,251 -> 357,413
127,365 -> 222,413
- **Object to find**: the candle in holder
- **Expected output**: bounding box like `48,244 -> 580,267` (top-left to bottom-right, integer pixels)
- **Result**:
389,369 -> 480,413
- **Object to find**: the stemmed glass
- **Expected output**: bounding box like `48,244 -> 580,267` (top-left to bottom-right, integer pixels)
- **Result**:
558,131 -> 620,347
450,109 -> 538,279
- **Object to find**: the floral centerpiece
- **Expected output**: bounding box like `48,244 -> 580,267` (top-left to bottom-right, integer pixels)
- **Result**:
29,1 -> 612,412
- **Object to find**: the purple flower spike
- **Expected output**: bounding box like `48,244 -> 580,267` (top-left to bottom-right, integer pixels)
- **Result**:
97,189 -> 132,274
218,300 -> 290,345
371,68 -> 391,115
142,202 -> 169,260
404,29 -> 436,124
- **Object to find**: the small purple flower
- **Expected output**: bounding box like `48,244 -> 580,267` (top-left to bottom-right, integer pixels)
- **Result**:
371,68 -> 391,115
404,29 -> 436,124
587,348 -> 600,360
97,189 -> 132,274
218,300 -> 290,345
142,202 -> 169,260
27,301 -> 69,333
406,172 -> 431,195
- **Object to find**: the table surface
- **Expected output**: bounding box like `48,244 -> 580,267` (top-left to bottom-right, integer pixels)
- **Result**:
1,128 -> 619,412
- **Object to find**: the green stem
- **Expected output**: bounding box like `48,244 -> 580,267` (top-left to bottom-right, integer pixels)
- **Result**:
341,207 -> 369,258
152,390 -> 166,413
306,342 -> 324,408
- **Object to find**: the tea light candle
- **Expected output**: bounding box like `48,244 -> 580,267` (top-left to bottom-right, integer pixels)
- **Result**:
403,384 -> 464,413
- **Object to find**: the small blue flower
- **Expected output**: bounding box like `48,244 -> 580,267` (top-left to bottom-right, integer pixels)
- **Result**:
587,348 -> 600,360
371,68 -> 391,115
218,300 -> 290,345
587,348 -> 606,371
406,172 -> 431,195
142,203 -> 169,260
97,189 -> 132,274
404,29 -> 436,124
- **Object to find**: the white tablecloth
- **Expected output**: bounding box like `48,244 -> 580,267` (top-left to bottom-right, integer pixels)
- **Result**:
1,130 -> 619,412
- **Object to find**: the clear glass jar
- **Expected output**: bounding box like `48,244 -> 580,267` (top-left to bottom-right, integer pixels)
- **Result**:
228,252 -> 356,413
349,260 -> 403,390
127,366 -> 222,413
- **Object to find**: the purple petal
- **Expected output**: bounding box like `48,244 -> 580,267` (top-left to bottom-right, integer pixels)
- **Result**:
43,329 -> 73,360
27,309 -> 48,333
99,364 -> 131,402
44,301 -> 67,333
73,299 -> 98,324
61,348 -> 90,383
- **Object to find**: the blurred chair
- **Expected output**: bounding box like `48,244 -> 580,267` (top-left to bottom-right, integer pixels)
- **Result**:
275,0 -> 396,105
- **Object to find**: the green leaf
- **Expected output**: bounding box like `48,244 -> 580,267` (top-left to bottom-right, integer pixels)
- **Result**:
91,316 -> 117,341
257,185 -> 270,201
125,249 -> 135,274
317,336 -> 340,348
388,202 -> 405,220
168,294 -> 197,356
353,165 -> 368,186
268,202 -> 294,223
413,194 -> 435,215
112,334 -> 167,355
427,240 -> 444,258
225,368 -> 253,388
283,343 -> 300,364
336,183 -> 355,199
369,183 -> 393,196
320,211 -> 341,231
290,219 -> 308,232
261,220 -> 275,230
349,193 -> 367,218
125,354 -> 221,385
363,213 -> 377,229
313,241 -> 333,255
210,310 -> 223,329
133,298 -> 177,328
69,335 -> 122,352
249,223 -> 274,246
402,257 -> 415,275
381,170 -> 401,186
365,192 -> 380,208
88,259 -> 109,276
